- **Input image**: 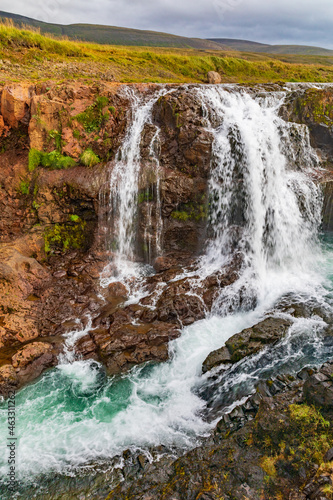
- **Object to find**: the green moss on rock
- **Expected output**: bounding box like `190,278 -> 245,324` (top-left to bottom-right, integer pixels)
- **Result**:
170,201 -> 207,222
44,216 -> 87,254
18,179 -> 30,195
255,402 -> 332,487
138,190 -> 154,203
292,89 -> 333,126
75,95 -> 109,133
28,149 -> 76,171
80,148 -> 100,167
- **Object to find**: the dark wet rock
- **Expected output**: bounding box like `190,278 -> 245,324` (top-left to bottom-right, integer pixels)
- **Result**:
106,363 -> 333,500
202,317 -> 293,373
225,317 -> 293,363
147,254 -> 243,330
90,321 -> 180,375
274,293 -> 333,324
0,364 -> 18,398
322,180 -> 333,231
302,472 -> 333,500
153,255 -> 183,273
155,277 -> 206,325
324,448 -> 333,462
152,89 -> 213,178
280,88 -> 333,160
303,362 -> 333,410
279,87 -> 333,234
74,254 -> 247,376
202,346 -> 232,373
53,270 -> 67,278
1,82 -> 333,399
75,334 -> 99,360
107,281 -> 128,298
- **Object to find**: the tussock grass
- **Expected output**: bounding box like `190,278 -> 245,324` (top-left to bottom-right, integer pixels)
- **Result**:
0,19 -> 83,56
0,21 -> 332,84
29,149 -> 76,171
80,148 -> 100,167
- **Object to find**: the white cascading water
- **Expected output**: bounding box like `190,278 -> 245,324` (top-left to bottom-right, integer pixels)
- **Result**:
142,127 -> 164,262
100,86 -> 167,286
197,86 -> 323,313
1,86 -> 332,492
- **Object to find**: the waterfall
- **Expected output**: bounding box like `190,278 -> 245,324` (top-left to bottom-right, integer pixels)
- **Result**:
100,86 -> 168,285
1,85 -> 332,493
142,127 -> 164,262
196,87 -> 323,313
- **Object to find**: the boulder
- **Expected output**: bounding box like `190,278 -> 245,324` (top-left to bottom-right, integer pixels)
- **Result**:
11,341 -> 54,385
207,71 -> 222,84
202,317 -> 293,373
0,364 -> 18,397
89,321 -> 180,375
1,84 -> 34,128
202,346 -> 232,373
303,362 -> 333,410
153,255 -> 180,272
155,278 -> 206,325
225,317 -> 293,363
107,281 -> 128,298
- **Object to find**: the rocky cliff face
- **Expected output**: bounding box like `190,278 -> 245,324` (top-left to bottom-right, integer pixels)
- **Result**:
0,81 -> 216,395
0,82 -> 332,397
280,86 -> 333,230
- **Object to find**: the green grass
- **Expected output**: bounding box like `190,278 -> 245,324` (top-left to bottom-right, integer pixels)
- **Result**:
18,179 -> 30,195
75,96 -> 109,132
48,129 -> 63,151
28,149 -> 76,171
28,148 -> 42,172
80,148 -> 100,167
0,21 -> 332,84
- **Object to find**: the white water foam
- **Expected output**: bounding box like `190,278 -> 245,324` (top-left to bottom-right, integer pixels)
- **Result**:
100,86 -> 169,289
196,86 -> 323,313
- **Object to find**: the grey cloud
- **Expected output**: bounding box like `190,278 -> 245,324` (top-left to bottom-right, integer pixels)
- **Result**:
2,0 -> 333,49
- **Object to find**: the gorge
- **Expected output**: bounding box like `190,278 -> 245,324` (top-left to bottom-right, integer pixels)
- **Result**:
0,82 -> 332,499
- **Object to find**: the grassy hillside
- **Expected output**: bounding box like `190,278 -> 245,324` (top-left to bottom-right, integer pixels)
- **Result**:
0,10 -> 223,50
2,10 -> 333,58
209,38 -> 333,56
0,22 -> 333,84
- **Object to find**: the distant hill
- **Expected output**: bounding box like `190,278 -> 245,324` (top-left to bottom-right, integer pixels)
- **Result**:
0,10 -> 223,50
2,10 -> 332,57
208,38 -> 333,56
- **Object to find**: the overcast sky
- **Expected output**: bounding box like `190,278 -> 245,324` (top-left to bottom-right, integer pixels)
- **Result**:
2,0 -> 333,49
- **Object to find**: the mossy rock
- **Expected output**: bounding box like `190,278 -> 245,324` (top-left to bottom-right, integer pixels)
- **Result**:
44,216 -> 88,254
170,201 -> 207,222
293,89 -> 333,126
